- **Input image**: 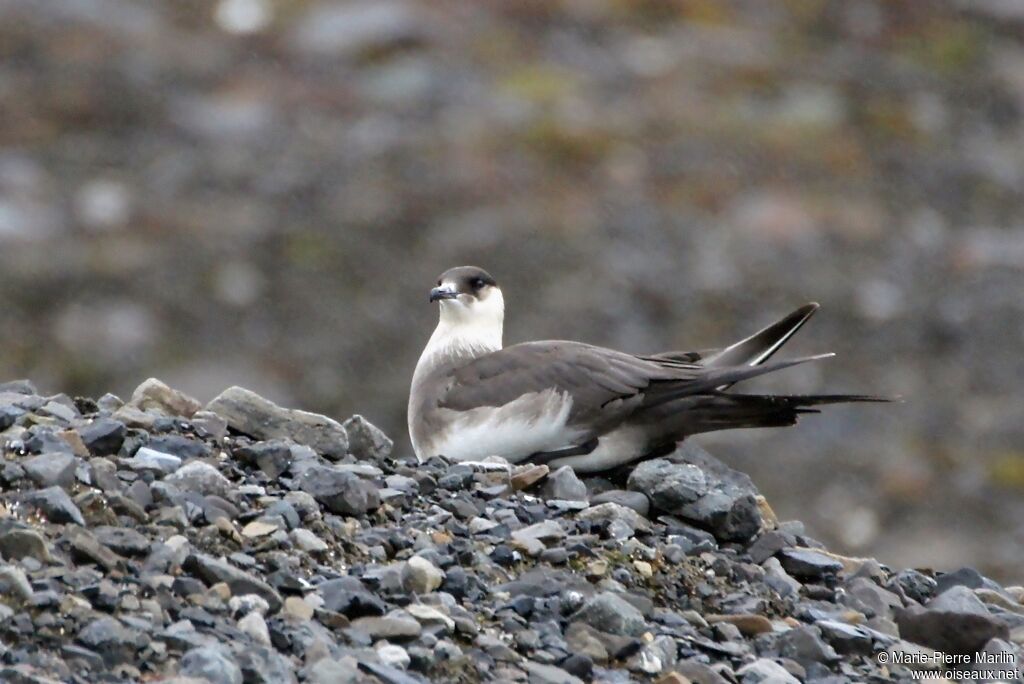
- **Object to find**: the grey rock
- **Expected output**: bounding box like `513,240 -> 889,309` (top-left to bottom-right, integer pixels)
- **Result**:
125,446 -> 183,475
290,1 -> 426,58
207,386 -> 349,459
93,525 -> 151,557
748,531 -> 790,565
147,434 -> 212,460
679,488 -> 761,542
816,620 -> 875,655
23,486 -> 86,525
524,661 -> 585,684
511,519 -> 566,555
573,592 -> 646,637
896,585 -> 1009,655
776,625 -> 839,666
737,658 -> 800,683
236,645 -> 297,684
166,460 -> 231,497
77,617 -> 143,666
67,526 -> 122,570
183,554 -> 282,612
23,452 -> 76,488
296,464 -> 380,516
590,489 -> 650,517
350,614 -> 422,639
541,466 -> 587,502
306,657 -> 360,684
290,528 -> 328,552
402,555 -> 445,593
934,566 -> 985,595
578,502 -> 650,540
778,548 -> 843,579
130,378 -> 202,418
0,564 -> 33,601
627,459 -> 709,510
342,414 -> 393,461
235,440 -> 292,480
181,645 -> 243,684
0,527 -> 51,562
76,418 -> 126,455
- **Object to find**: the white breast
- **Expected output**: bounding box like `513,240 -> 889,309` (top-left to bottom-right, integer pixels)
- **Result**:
544,425 -> 649,473
428,389 -> 583,463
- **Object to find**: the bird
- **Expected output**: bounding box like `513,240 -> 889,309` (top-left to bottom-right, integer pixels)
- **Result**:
408,266 -> 886,473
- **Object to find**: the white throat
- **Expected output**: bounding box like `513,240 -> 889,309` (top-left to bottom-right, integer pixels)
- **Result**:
417,286 -> 504,371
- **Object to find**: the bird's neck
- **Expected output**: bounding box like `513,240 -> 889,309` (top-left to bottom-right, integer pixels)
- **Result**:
417,317 -> 503,373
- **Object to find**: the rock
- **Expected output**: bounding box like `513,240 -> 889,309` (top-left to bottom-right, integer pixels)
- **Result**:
591,489 -> 650,517
77,617 -> 143,666
342,414 -> 393,461
23,452 -> 76,488
124,446 -> 183,475
377,643 -> 411,669
76,418 -> 126,455
206,386 -> 349,459
290,528 -> 328,552
679,488 -> 761,542
706,613 -> 773,636
0,564 -> 33,603
541,466 -> 587,501
573,592 -> 646,637
934,566 -> 985,595
737,658 -> 799,683
23,486 -> 86,525
402,555 -> 445,593
890,568 -> 938,604
896,585 -> 1010,654
284,596 -> 315,621
777,548 -> 844,580
511,464 -> 549,490
235,440 -> 292,480
523,661 -> 585,684
296,464 -> 380,515
816,620 -> 875,655
147,434 -> 212,460
578,501 -> 650,540
511,520 -> 565,555
67,526 -> 122,570
238,611 -> 271,645
166,460 -> 231,497
628,459 -> 708,510
747,531 -> 790,564
306,657 -> 360,684
350,614 -> 422,639
183,554 -> 282,612
180,645 -> 243,684
130,378 -> 202,418
776,625 -> 839,666
0,527 -> 51,561
290,1 -> 426,58
90,528 -> 149,557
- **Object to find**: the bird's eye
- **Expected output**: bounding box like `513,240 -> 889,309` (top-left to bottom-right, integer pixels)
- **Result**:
436,280 -> 442,287
471,278 -> 485,289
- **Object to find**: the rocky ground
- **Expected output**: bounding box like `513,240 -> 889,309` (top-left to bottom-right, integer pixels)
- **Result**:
0,379 -> 1021,684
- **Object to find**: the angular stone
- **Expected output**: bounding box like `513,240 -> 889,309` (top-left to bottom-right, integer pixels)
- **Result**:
183,554 -> 282,612
897,585 -> 1009,655
540,466 -> 587,502
402,555 -> 445,594
181,645 -> 243,684
23,486 -> 86,525
776,625 -> 839,666
0,528 -> 50,562
350,614 -> 422,639
590,490 -> 650,517
207,386 -> 349,459
23,452 -> 76,488
130,378 -> 202,418
124,447 -> 183,475
628,459 -> 708,511
511,464 -> 549,490
0,564 -> 33,602
342,414 -> 393,461
573,592 -> 646,637
778,548 -> 844,579
523,661 -> 585,684
67,526 -> 122,571
296,464 -> 379,516
166,460 -> 231,497
76,418 -> 126,456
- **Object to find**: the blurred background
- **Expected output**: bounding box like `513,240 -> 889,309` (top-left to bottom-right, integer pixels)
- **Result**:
1,0 -> 1023,580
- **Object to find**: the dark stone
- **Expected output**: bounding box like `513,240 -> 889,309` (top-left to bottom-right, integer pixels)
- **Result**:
747,531 -> 790,564
296,464 -> 380,515
342,414 -> 393,461
22,486 -> 86,525
889,569 -> 938,604
934,567 -> 985,596
235,440 -> 293,480
896,585 -> 1009,655
183,553 -> 283,612
92,526 -> 151,557
23,452 -> 76,488
77,418 -> 126,456
778,548 -> 843,580
573,592 -> 646,637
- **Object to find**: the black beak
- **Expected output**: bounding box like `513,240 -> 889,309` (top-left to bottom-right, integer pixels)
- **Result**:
429,287 -> 458,302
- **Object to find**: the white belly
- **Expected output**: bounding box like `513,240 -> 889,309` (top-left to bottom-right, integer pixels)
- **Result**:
422,388 -> 584,463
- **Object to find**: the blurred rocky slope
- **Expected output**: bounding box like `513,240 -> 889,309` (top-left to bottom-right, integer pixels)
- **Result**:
1,1 -> 1023,579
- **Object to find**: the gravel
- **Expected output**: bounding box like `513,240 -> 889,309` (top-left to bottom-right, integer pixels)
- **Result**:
0,377 -> 1021,682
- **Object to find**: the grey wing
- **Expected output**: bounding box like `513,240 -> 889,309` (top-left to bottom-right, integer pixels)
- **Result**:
439,341 -> 689,430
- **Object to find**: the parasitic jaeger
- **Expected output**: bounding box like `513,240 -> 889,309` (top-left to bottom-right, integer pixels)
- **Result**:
409,266 -> 885,473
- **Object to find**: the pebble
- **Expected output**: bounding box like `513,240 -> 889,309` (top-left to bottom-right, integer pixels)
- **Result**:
0,377 -> 1018,684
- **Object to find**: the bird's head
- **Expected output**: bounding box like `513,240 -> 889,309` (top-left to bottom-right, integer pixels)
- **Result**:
429,265 -> 504,336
